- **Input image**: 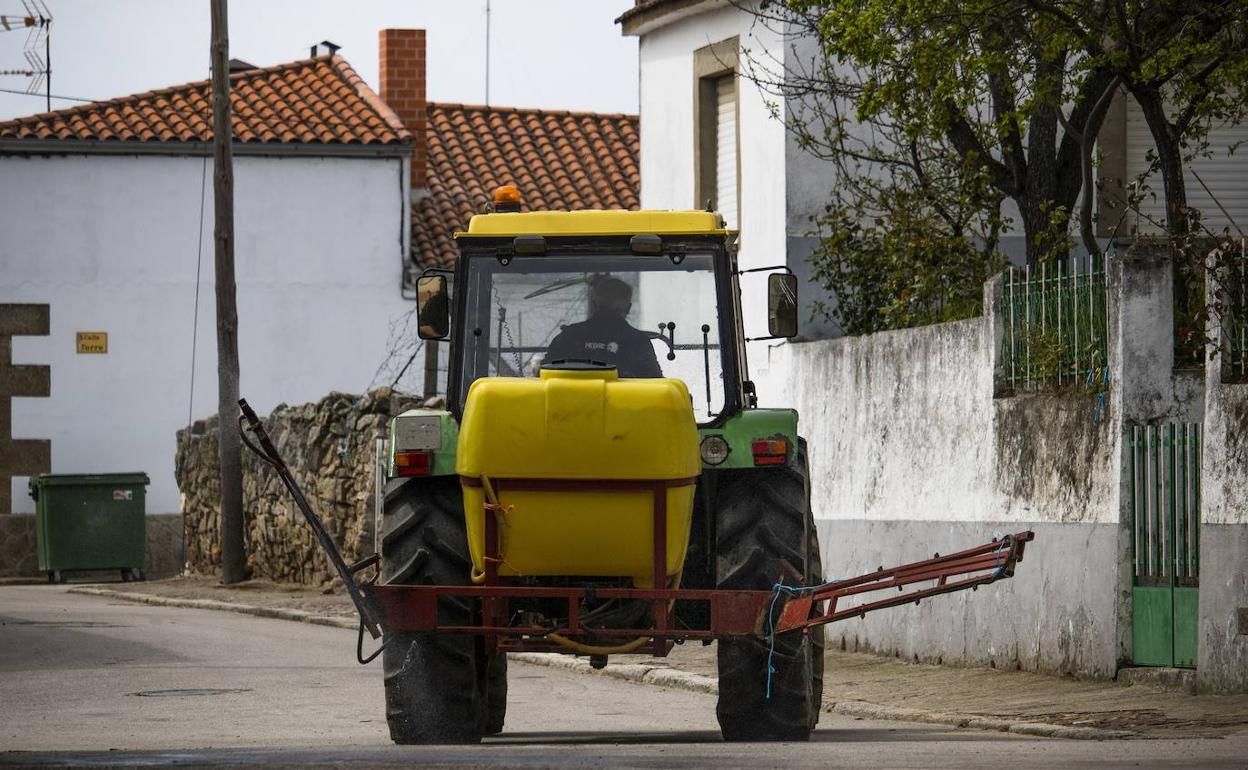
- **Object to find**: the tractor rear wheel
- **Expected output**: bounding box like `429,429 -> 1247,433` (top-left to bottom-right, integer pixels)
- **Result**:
806,505 -> 826,730
714,439 -> 820,741
381,476 -> 484,745
480,648 -> 508,735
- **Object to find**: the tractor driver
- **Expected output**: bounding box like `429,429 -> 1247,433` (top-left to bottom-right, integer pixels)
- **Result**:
545,276 -> 663,378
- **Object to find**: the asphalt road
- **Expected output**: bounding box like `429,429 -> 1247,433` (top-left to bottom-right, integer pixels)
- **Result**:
1,586 -> 1245,769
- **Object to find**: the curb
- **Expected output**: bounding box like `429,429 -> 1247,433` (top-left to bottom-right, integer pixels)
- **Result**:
510,652 -> 720,695
65,587 -> 358,631
69,588 -> 1134,741
825,700 -> 1133,740
507,653 -> 1133,740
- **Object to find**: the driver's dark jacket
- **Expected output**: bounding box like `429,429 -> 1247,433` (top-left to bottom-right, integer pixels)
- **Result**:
545,311 -> 663,378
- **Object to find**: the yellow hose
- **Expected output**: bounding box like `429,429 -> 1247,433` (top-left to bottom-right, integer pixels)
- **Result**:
545,632 -> 650,655
471,475 -> 505,584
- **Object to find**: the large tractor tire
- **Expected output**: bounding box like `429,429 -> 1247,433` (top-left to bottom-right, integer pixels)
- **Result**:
806,504 -> 826,730
381,476 -> 485,744
714,439 -> 822,741
480,646 -> 508,735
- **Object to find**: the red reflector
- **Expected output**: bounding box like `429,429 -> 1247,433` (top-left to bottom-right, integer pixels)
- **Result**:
751,439 -> 788,466
395,450 -> 432,477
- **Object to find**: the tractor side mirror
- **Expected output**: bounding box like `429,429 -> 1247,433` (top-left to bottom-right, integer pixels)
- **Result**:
417,274 -> 450,340
767,272 -> 798,338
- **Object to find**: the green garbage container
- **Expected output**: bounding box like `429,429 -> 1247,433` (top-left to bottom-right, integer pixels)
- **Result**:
28,473 -> 149,584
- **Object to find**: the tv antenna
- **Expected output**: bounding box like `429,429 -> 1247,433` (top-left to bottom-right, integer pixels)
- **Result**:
1,0 -> 51,110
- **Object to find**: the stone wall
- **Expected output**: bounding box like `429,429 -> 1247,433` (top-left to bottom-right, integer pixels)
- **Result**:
176,389 -> 420,585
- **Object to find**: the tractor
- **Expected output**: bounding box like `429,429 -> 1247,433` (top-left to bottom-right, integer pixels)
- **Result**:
238,185 -> 1033,745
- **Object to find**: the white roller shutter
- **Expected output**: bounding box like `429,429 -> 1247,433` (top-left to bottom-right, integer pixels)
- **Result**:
1125,96 -> 1248,234
715,75 -> 738,230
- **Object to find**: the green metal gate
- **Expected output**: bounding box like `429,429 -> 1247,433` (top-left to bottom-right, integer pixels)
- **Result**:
1127,423 -> 1200,668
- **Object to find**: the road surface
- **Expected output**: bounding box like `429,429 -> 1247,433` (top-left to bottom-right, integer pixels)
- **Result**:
1,586 -> 1245,768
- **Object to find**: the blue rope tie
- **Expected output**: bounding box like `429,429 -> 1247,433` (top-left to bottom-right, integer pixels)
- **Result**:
763,577 -> 843,699
991,534 -> 1012,579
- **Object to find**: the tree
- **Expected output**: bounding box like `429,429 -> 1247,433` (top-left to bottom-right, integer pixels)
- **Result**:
1031,0 -> 1248,238
742,0 -> 1247,333
753,0 -> 1120,266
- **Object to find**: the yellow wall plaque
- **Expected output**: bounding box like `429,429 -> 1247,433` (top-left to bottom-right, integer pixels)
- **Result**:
76,331 -> 108,354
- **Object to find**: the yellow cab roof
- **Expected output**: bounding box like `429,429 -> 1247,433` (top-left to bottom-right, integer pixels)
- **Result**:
455,209 -> 731,238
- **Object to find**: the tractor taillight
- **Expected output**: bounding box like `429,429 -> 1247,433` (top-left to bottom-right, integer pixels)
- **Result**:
751,439 -> 788,466
395,450 -> 432,477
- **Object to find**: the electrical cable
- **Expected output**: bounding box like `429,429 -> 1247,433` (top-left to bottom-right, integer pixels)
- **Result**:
0,85 -> 87,101
186,153 -> 208,428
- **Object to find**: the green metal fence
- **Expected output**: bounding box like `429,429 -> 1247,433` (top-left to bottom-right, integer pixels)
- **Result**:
998,257 -> 1109,392
1127,422 -> 1200,668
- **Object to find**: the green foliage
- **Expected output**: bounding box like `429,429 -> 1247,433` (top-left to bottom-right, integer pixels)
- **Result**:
808,180 -> 1003,335
758,0 -> 1248,341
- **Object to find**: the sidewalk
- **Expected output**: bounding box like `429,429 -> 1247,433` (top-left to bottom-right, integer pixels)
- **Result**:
70,575 -> 1248,740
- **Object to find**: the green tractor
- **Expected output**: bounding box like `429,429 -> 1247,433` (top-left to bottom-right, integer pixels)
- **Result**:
240,190 -> 1033,745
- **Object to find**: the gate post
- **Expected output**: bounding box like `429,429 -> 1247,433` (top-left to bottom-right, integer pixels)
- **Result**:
1196,240 -> 1248,693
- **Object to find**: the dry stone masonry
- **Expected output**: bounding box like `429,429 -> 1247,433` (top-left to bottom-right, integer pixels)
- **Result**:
176,389 -> 421,585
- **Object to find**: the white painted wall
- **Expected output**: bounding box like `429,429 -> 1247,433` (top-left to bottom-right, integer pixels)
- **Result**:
635,2 -> 788,358
1,152 -> 412,513
759,318 -> 1120,526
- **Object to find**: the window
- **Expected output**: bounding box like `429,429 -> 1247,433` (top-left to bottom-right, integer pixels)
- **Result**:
695,38 -> 739,229
455,252 -> 729,424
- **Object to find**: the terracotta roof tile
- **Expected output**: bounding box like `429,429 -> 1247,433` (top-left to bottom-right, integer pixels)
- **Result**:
412,103 -> 640,268
0,55 -> 410,146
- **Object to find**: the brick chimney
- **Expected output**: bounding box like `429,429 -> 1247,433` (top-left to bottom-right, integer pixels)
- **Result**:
379,29 -> 427,190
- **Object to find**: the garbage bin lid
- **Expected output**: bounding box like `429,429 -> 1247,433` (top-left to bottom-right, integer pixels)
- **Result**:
30,472 -> 150,488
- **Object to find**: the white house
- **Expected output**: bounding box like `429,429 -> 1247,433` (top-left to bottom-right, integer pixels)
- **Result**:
620,0 -> 1248,689
0,45 -> 420,518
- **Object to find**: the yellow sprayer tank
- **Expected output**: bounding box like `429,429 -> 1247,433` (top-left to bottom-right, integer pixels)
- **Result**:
456,368 -> 700,587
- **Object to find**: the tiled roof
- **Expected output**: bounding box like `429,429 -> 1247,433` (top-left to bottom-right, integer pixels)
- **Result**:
616,0 -> 705,33
0,55 -> 409,146
412,103 -> 640,267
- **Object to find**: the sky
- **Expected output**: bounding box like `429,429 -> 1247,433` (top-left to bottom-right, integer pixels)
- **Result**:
0,0 -> 639,122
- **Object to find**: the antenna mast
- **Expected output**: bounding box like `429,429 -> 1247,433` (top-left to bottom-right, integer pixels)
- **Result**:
484,0 -> 490,106
1,0 -> 51,110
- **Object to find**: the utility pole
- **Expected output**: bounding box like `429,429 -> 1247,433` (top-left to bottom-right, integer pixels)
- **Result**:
211,0 -> 244,584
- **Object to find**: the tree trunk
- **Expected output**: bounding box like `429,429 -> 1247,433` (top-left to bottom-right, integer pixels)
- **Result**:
211,0 -> 245,585
1132,89 -> 1190,236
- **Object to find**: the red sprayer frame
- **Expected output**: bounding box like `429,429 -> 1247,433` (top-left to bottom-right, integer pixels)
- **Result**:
367,475 -> 1035,656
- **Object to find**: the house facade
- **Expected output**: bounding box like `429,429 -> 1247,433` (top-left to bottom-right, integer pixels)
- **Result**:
0,51 -> 415,519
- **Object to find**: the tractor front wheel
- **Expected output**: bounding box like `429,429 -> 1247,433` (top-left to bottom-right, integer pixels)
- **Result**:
714,439 -> 821,741
381,476 -> 485,745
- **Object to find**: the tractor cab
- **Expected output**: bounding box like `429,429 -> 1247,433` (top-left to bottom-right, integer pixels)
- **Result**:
416,186 -> 799,426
